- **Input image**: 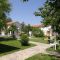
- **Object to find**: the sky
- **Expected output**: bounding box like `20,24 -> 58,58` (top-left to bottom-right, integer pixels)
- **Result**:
9,0 -> 46,25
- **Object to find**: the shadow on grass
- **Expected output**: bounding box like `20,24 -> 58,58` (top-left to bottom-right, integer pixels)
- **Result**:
0,37 -> 16,41
0,44 -> 20,54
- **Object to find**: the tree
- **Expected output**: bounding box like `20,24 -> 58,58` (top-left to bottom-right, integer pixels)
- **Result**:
8,23 -> 17,39
23,24 -> 32,34
48,0 -> 60,32
48,0 -> 60,9
22,0 -> 28,2
21,23 -> 32,34
23,0 -> 60,34
35,1 -> 53,26
0,0 -> 11,33
35,0 -> 60,37
21,22 -> 25,32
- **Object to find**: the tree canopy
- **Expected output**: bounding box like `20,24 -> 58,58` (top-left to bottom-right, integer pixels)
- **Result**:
0,0 -> 11,31
35,0 -> 60,34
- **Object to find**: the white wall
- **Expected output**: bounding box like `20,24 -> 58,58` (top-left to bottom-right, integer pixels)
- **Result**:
41,26 -> 52,36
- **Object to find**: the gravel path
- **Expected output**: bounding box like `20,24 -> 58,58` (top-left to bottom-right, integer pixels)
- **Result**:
0,41 -> 53,60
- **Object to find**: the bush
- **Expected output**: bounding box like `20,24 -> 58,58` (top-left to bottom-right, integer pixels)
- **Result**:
20,34 -> 29,46
56,45 -> 60,53
56,34 -> 60,40
33,28 -> 44,37
33,32 -> 44,37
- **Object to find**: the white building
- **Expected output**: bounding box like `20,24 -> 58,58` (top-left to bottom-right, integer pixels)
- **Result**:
0,21 -> 21,37
41,26 -> 52,37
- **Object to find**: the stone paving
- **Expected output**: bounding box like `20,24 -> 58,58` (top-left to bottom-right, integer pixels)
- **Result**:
0,41 -> 54,60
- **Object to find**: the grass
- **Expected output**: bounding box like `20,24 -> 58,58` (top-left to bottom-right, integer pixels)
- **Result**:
47,45 -> 60,52
26,54 -> 59,60
30,37 -> 48,44
0,40 -> 34,56
47,46 -> 55,51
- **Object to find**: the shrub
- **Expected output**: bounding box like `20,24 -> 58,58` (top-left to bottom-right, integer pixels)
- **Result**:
56,34 -> 60,40
56,45 -> 60,53
33,28 -> 44,37
20,34 -> 29,46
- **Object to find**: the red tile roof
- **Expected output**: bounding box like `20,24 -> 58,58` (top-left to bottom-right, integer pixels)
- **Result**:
32,24 -> 44,28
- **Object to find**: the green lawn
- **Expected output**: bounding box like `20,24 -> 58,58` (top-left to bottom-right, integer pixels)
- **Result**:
47,45 -> 60,52
0,40 -> 34,56
47,46 -> 55,51
30,37 -> 48,44
26,54 -> 59,60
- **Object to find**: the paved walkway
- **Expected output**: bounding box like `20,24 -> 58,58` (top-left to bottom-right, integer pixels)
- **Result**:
0,41 -> 54,60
